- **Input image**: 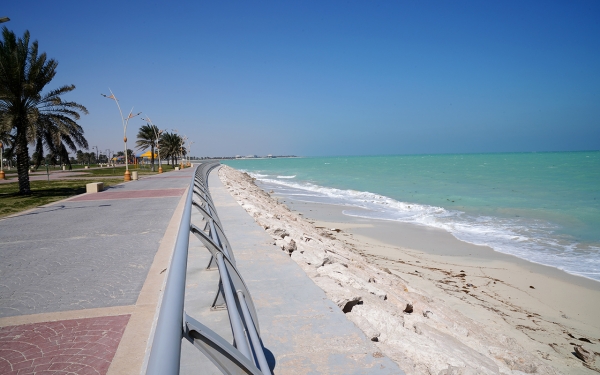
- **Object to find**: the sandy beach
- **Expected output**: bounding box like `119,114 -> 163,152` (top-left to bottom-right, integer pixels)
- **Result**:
219,165 -> 600,374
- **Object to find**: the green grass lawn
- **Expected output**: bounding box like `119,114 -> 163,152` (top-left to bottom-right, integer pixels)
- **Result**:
0,179 -> 123,218
80,164 -> 180,176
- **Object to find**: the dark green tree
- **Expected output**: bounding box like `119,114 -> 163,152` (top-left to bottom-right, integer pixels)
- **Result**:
0,27 -> 88,194
159,132 -> 183,166
136,124 -> 159,171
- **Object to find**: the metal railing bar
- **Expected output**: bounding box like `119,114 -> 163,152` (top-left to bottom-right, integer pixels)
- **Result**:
191,224 -> 235,263
147,162 -> 270,375
184,314 -> 262,375
193,190 -> 220,222
216,252 -> 253,360
146,173 -> 195,375
236,291 -> 271,375
189,227 -> 257,321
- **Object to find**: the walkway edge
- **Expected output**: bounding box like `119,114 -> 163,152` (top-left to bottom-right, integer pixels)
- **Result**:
107,186 -> 190,375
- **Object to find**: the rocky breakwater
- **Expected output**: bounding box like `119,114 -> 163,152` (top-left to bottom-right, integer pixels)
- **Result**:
218,165 -> 562,375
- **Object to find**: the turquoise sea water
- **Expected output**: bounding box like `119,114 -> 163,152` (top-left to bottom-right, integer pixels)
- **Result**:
223,152 -> 600,281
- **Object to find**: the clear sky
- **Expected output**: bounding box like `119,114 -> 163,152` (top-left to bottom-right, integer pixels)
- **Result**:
3,1 -> 599,157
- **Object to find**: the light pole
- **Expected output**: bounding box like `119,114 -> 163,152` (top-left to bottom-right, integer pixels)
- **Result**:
92,146 -> 98,165
141,116 -> 163,173
186,140 -> 194,167
101,89 -> 141,181
106,149 -> 112,166
0,142 -> 5,180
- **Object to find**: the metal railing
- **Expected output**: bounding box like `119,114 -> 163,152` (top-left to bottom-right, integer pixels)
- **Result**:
147,162 -> 272,375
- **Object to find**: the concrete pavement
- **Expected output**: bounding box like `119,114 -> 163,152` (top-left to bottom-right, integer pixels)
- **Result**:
0,168 -> 194,374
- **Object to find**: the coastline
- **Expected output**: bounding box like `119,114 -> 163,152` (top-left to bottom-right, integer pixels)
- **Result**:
282,200 -> 600,369
219,165 -> 600,374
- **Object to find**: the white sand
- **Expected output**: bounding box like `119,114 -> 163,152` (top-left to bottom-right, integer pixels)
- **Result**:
219,165 -> 600,375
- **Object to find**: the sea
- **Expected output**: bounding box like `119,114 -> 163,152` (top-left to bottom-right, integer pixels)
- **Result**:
222,152 -> 600,282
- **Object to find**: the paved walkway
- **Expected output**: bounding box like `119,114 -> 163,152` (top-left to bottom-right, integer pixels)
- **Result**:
0,164 -> 403,374
0,169 -> 194,374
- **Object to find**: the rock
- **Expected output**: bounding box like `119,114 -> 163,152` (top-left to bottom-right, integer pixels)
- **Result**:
403,303 -> 414,314
574,345 -> 594,363
347,312 -> 381,342
438,365 -> 480,375
268,227 -> 289,238
283,239 -> 296,255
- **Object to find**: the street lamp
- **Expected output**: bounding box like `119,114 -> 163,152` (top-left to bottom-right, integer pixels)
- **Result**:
186,140 -> 194,167
92,146 -> 98,165
141,116 -> 163,173
0,142 -> 5,180
101,89 -> 141,181
0,17 -> 10,23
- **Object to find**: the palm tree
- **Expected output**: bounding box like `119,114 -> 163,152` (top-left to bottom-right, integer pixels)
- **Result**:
136,124 -> 159,171
30,112 -> 87,170
0,27 -> 88,194
159,132 -> 183,167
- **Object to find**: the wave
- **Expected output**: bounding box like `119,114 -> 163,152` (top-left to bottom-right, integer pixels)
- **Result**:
277,175 -> 296,179
250,174 -> 600,282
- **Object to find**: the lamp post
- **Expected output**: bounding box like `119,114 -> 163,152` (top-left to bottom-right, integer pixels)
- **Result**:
141,116 -> 163,173
0,142 -> 5,180
92,146 -> 98,165
101,89 -> 141,181
186,140 -> 194,167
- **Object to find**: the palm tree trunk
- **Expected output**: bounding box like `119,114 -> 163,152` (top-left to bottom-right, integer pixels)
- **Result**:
15,123 -> 31,195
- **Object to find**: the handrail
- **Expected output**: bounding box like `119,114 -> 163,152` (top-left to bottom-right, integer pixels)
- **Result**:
146,162 -> 272,375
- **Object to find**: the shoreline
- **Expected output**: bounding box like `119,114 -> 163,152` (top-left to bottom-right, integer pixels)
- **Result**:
220,165 -> 600,374
279,198 -> 600,290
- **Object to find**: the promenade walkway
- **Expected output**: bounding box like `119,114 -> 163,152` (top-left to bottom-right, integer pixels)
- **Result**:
0,164 -> 402,374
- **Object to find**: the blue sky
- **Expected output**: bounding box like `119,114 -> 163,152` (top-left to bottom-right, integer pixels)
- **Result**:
4,1 -> 599,157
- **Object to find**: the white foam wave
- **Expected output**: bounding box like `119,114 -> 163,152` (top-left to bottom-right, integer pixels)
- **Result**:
277,175 -> 296,179
251,174 -> 600,282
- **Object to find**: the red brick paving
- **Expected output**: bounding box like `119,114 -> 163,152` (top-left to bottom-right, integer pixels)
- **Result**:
70,188 -> 185,202
0,315 -> 130,375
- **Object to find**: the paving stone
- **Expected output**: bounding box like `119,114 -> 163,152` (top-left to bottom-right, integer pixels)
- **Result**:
0,315 -> 129,375
0,174 -> 192,317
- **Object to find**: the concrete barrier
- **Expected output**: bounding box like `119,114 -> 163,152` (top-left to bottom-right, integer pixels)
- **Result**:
86,182 -> 103,193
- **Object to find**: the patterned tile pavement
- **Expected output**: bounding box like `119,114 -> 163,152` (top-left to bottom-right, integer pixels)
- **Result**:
0,315 -> 130,375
